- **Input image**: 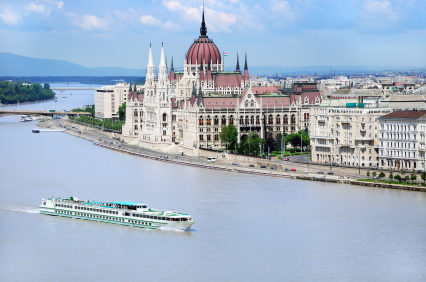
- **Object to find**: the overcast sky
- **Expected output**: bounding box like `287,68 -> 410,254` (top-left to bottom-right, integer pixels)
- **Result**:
0,0 -> 425,69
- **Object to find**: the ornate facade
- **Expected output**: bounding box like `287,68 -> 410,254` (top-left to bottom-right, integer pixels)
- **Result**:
122,9 -> 322,154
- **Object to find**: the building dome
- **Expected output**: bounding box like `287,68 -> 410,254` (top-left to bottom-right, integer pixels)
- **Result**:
185,7 -> 221,65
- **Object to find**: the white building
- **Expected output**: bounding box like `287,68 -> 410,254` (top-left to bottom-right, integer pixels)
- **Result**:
378,110 -> 426,170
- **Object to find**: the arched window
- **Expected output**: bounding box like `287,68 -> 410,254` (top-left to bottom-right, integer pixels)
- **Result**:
245,116 -> 249,125
229,115 -> 234,125
250,115 -> 254,125
284,114 -> 288,124
163,113 -> 167,122
256,115 -> 260,125
268,114 -> 273,125
222,115 -> 226,125
199,135 -> 204,141
240,116 -> 244,125
199,116 -> 204,126
276,115 -> 281,124
214,116 -> 219,126
291,114 -> 296,124
207,116 -> 211,126
214,134 -> 219,141
134,110 -> 138,117
207,134 -> 211,141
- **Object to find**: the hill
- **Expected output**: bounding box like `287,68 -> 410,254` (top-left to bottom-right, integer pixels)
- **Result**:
0,53 -> 144,76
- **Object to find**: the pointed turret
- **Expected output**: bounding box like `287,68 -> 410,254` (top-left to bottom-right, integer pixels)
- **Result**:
170,56 -> 174,72
236,52 -> 240,72
244,52 -> 248,71
148,43 -> 154,68
159,42 -> 166,68
243,52 -> 249,84
200,3 -> 207,37
133,83 -> 137,92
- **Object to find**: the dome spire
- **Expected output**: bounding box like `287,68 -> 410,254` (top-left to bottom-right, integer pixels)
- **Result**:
200,2 -> 207,37
236,51 -> 240,72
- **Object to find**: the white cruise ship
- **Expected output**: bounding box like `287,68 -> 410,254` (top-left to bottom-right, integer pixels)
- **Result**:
39,197 -> 195,231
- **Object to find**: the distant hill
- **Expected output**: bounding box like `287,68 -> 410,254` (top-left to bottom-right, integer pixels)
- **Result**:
0,53 -> 144,76
1,52 -> 422,77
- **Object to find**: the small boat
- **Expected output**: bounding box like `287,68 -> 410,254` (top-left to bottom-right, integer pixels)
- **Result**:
32,129 -> 40,133
25,117 -> 32,122
40,197 -> 196,231
19,118 -> 25,122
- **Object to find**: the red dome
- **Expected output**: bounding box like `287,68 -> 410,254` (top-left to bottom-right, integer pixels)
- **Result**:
186,37 -> 221,65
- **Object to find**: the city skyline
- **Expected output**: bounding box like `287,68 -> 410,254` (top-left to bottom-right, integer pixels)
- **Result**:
0,0 -> 425,70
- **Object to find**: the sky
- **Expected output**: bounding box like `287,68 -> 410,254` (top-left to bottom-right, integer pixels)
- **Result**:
0,0 -> 425,70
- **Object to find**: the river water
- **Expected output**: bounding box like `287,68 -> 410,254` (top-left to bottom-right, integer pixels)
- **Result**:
1,87 -> 426,281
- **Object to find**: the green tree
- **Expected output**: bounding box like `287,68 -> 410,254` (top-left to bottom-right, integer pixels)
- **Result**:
411,174 -> 417,182
421,171 -> 426,184
372,171 -> 377,178
219,124 -> 238,150
238,132 -> 266,156
43,83 -> 50,89
401,168 -> 406,176
394,175 -> 402,182
405,175 -> 409,182
118,102 -> 126,121
367,171 -> 370,178
379,172 -> 385,179
389,173 -> 393,180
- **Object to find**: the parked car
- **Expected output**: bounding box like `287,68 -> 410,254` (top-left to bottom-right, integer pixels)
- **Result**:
317,171 -> 324,174
304,169 -> 309,173
175,156 -> 180,159
373,176 -> 379,179
332,163 -> 339,166
291,168 -> 296,172
370,166 -> 378,170
249,164 -> 254,167
284,168 -> 290,171
327,172 -> 334,175
232,162 -> 238,165
271,166 -> 277,170
261,165 -> 266,168
237,163 -> 242,167
284,158 -> 290,161
417,170 -> 424,173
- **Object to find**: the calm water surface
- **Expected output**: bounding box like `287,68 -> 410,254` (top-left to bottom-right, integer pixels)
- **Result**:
1,92 -> 426,281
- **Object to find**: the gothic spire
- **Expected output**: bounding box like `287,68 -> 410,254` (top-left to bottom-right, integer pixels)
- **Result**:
147,43 -> 154,68
170,56 -> 174,71
236,51 -> 240,72
200,2 -> 207,37
159,42 -> 166,67
244,52 -> 248,71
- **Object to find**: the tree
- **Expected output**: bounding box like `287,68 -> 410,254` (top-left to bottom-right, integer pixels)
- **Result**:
43,83 -> 50,89
389,173 -> 393,180
118,102 -> 126,121
405,175 -> 409,182
367,171 -> 370,178
219,124 -> 238,150
411,174 -> 417,182
276,132 -> 287,153
372,172 -> 377,178
394,175 -> 402,182
401,168 -> 406,176
421,171 -> 426,184
238,132 -> 266,156
379,172 -> 385,179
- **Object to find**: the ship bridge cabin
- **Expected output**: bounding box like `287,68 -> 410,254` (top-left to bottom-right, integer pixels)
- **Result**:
110,201 -> 148,211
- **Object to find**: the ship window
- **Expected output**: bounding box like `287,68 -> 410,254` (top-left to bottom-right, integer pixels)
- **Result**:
162,217 -> 165,220
153,216 -> 157,220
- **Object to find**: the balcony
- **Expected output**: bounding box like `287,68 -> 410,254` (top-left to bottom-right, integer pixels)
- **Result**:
355,136 -> 374,141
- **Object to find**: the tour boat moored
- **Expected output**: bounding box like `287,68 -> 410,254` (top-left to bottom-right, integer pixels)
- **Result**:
39,197 -> 195,231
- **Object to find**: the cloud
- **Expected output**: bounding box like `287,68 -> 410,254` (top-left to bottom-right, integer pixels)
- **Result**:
57,1 -> 64,9
67,12 -> 110,31
163,1 -> 237,33
140,15 -> 162,26
26,1 -> 51,15
271,0 -> 295,21
0,10 -> 22,26
139,14 -> 180,30
363,0 -> 397,21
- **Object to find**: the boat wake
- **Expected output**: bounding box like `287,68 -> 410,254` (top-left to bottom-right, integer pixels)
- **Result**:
1,205 -> 39,214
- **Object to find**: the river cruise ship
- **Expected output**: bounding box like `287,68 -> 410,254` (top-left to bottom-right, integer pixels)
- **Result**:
39,197 -> 195,231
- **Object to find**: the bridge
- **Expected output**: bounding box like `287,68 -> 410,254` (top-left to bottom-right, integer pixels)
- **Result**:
0,110 -> 91,118
51,87 -> 99,91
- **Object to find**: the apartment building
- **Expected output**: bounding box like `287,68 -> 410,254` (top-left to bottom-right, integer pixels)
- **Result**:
310,105 -> 391,167
95,83 -> 143,119
378,110 -> 426,170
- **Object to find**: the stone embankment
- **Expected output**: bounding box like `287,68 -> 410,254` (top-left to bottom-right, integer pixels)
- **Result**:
36,119 -> 426,193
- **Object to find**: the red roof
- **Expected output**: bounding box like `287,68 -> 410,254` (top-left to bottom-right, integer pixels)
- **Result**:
380,110 -> 426,119
203,97 -> 238,108
186,37 -> 221,65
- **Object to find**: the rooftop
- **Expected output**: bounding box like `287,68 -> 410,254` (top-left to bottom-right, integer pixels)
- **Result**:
380,110 -> 426,119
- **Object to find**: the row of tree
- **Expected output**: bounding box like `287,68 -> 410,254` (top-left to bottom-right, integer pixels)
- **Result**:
0,81 -> 55,104
219,124 -> 310,155
69,115 -> 124,131
367,169 -> 426,184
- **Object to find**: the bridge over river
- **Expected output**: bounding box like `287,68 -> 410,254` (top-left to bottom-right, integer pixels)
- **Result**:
51,87 -> 98,91
0,110 -> 91,118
